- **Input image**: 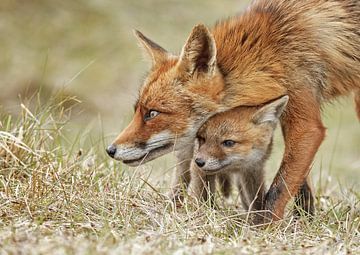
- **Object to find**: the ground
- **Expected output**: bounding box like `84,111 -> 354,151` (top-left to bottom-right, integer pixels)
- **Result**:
0,1 -> 359,254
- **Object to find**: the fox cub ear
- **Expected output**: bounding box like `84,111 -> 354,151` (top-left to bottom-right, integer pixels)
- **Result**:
252,95 -> 289,125
134,30 -> 170,66
178,24 -> 217,75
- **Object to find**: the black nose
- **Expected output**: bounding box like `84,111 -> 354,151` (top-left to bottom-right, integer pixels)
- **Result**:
195,158 -> 206,168
106,145 -> 117,158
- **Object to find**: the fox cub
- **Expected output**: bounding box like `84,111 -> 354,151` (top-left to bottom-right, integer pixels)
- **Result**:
188,96 -> 289,213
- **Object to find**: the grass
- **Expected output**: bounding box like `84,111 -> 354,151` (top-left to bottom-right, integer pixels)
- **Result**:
0,94 -> 359,254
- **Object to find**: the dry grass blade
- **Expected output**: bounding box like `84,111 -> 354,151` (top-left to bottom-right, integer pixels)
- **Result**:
0,93 -> 359,254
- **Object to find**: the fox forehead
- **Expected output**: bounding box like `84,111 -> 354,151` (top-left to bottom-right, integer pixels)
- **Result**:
137,69 -> 189,113
198,107 -> 256,138
138,58 -> 179,101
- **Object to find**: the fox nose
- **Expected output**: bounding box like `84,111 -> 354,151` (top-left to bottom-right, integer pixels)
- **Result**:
106,144 -> 117,158
195,158 -> 206,168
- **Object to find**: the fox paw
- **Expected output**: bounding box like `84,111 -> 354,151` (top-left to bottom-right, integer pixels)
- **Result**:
250,210 -> 279,226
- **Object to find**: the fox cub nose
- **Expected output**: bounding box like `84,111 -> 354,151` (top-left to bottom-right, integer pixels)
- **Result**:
195,158 -> 206,167
106,144 -> 117,158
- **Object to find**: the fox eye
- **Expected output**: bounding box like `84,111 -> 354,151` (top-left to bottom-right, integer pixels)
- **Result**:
144,110 -> 160,121
222,140 -> 236,147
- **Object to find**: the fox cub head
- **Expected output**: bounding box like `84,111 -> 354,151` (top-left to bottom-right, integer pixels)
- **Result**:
194,96 -> 288,174
106,25 -> 226,166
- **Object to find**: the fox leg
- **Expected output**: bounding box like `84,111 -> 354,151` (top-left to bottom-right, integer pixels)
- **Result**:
188,162 -> 206,200
355,90 -> 360,121
238,169 -> 265,212
188,163 -> 216,202
294,177 -> 315,217
217,173 -> 232,198
262,93 -> 325,222
167,146 -> 194,199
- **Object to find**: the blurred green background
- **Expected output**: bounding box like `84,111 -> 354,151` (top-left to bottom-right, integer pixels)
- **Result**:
0,0 -> 359,189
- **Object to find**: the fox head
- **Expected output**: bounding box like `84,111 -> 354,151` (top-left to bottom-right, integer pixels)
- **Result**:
193,96 -> 288,174
106,25 -> 226,166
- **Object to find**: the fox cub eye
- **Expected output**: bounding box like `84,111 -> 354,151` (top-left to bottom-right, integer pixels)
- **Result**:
144,110 -> 160,121
222,140 -> 236,147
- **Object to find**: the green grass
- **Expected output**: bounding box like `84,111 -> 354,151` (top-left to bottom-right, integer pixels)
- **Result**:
0,0 -> 359,254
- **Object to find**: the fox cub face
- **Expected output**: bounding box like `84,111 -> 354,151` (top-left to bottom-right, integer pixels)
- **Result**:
106,25 -> 226,166
194,96 -> 288,174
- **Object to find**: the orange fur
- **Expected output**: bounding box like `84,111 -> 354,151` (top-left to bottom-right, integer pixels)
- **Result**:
108,0 -> 360,221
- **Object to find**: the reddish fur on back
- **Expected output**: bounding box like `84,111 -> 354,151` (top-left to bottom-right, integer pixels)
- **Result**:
109,0 -> 360,222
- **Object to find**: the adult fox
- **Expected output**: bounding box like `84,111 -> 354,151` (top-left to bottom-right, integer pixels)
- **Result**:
107,0 -> 360,222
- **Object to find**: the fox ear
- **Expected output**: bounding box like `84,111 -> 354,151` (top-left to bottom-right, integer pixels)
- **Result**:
134,30 -> 169,66
252,95 -> 289,125
178,24 -> 217,75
